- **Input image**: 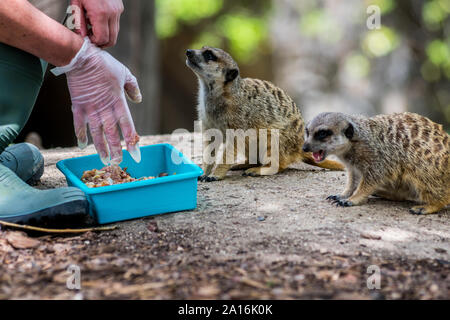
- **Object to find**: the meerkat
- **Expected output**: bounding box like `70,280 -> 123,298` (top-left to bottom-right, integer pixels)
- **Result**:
185,46 -> 344,181
303,112 -> 450,215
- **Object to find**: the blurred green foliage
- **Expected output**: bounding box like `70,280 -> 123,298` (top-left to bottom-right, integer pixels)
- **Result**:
344,53 -> 371,80
299,9 -> 342,43
362,26 -> 400,57
155,0 -> 449,124
191,13 -> 268,63
155,0 -> 224,38
423,0 -> 449,29
370,0 -> 396,13
155,0 -> 270,63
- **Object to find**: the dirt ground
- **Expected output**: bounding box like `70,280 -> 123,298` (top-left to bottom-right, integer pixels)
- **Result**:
0,134 -> 449,299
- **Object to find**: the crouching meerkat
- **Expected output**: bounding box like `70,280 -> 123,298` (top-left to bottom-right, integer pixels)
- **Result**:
185,46 -> 344,181
303,112 -> 450,215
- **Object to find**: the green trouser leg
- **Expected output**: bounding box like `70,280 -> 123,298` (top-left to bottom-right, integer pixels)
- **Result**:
0,43 -> 89,225
0,42 -> 47,153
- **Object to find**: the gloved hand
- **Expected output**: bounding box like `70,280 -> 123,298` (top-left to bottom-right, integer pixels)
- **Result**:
51,37 -> 142,165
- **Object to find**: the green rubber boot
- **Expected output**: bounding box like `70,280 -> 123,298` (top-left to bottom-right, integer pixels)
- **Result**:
0,164 -> 88,225
0,143 -> 44,185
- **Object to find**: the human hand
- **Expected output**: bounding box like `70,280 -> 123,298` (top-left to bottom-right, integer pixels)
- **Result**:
70,0 -> 124,48
51,37 -> 142,165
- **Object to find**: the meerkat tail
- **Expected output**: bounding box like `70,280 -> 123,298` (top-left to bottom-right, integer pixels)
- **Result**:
302,153 -> 345,171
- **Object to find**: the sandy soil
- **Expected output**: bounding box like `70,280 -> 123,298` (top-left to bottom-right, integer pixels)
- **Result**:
0,134 -> 448,299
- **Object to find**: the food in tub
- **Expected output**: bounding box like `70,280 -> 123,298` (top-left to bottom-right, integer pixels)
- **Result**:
81,165 -> 173,188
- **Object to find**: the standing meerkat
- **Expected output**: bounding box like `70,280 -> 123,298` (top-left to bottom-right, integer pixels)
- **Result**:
303,112 -> 450,215
185,46 -> 344,181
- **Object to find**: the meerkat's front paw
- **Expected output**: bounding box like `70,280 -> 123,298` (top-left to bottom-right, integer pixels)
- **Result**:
198,175 -> 221,182
409,207 -> 426,215
243,166 -> 279,177
242,169 -> 260,177
331,199 -> 354,207
409,205 -> 441,215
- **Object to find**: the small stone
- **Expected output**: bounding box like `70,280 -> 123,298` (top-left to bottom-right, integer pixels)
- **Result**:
257,216 -> 265,222
197,285 -> 220,297
147,221 -> 159,233
430,284 -> 439,293
294,274 -> 305,281
434,248 -> 447,254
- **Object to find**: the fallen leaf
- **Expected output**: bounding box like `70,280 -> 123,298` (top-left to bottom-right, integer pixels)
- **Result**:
6,231 -> 40,249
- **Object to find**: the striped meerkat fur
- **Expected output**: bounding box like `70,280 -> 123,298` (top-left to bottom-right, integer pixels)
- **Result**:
304,112 -> 450,214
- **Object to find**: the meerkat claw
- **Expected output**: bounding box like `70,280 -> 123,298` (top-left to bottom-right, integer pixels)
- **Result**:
409,207 -> 424,215
242,172 -> 258,177
199,175 -> 218,182
327,195 -> 341,201
333,199 -> 353,207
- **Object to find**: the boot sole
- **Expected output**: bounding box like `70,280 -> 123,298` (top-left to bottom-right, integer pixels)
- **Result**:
0,199 -> 89,227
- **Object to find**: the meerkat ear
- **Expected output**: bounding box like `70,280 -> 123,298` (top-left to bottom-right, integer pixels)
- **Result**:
225,69 -> 239,84
344,123 -> 354,140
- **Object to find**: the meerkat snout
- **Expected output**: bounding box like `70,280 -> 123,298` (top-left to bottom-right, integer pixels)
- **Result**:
186,49 -> 194,57
302,143 -> 311,153
185,49 -> 202,70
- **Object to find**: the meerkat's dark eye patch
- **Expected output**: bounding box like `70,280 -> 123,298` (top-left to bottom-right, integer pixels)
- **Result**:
225,68 -> 239,84
314,129 -> 333,141
203,50 -> 217,62
344,123 -> 354,140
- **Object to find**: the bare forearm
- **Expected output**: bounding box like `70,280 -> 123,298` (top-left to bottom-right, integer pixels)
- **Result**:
0,0 -> 83,66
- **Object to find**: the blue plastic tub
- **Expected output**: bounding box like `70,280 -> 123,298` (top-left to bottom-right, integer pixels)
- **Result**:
56,144 -> 203,224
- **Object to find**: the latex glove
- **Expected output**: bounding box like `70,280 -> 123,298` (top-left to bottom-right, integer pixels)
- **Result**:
51,37 -> 142,165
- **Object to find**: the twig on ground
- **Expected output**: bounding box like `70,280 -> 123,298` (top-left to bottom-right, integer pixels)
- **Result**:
0,220 -> 117,234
